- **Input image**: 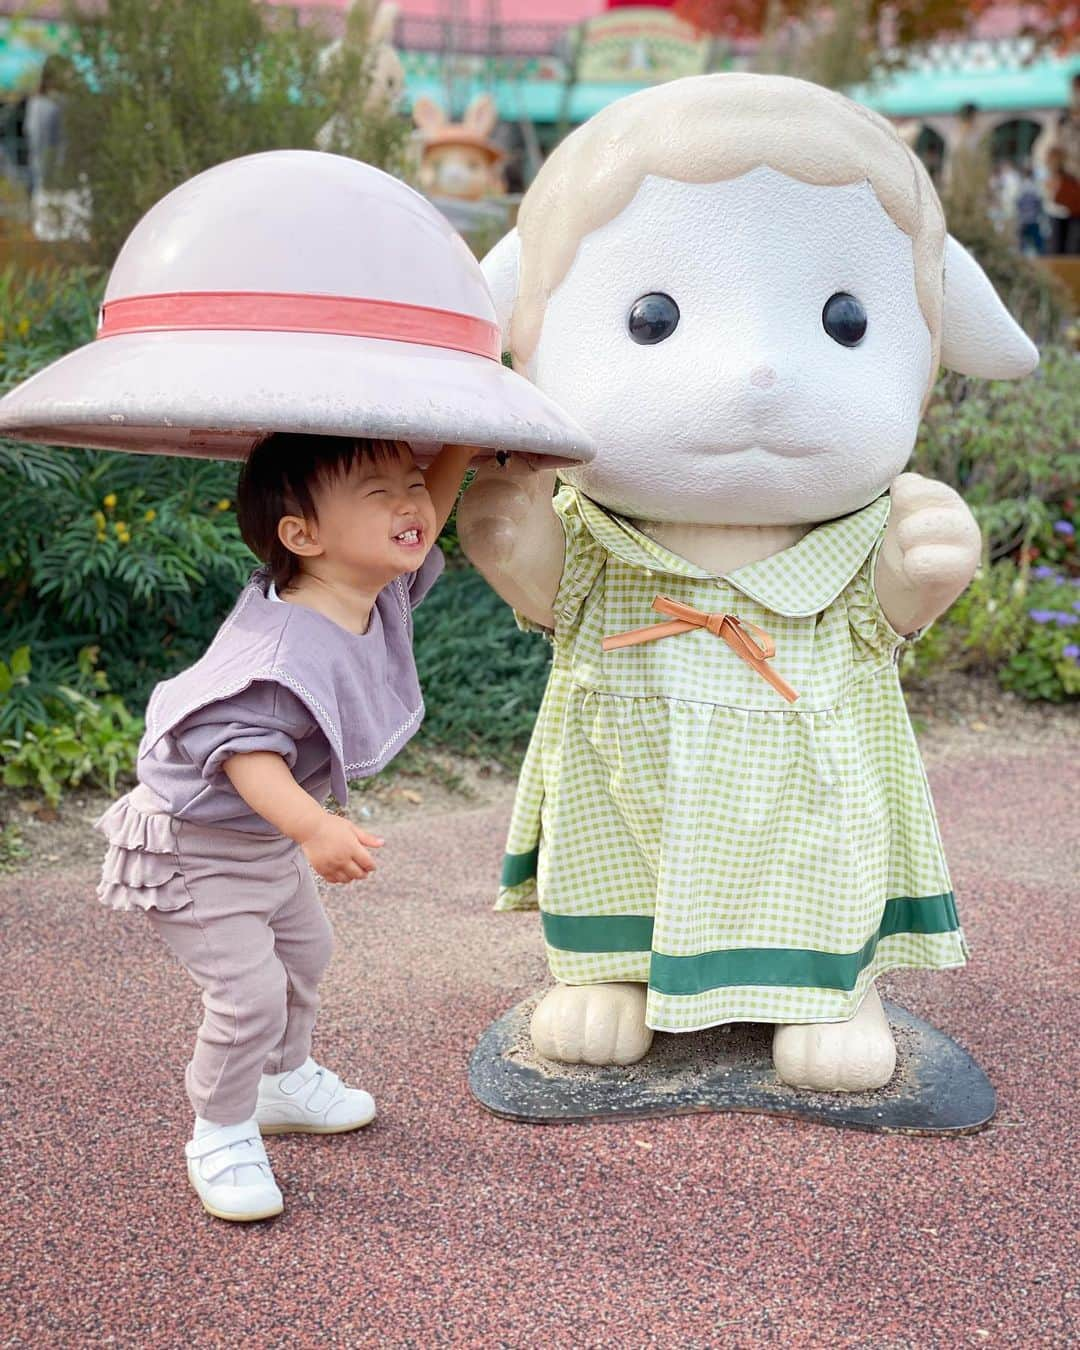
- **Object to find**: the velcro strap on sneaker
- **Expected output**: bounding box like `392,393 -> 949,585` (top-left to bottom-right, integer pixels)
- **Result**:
185,1121 -> 268,1165
188,1139 -> 270,1184
304,1068 -> 341,1115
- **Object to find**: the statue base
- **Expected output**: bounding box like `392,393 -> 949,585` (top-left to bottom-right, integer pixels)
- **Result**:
469,995 -> 995,1136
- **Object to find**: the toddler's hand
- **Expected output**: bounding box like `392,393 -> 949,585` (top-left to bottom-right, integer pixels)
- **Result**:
299,813 -> 384,884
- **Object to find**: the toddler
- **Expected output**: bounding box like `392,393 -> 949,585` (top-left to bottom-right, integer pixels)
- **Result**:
96,432 -> 473,1222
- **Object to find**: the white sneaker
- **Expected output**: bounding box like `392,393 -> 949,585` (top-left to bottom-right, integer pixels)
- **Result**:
185,1118 -> 284,1223
255,1057 -> 376,1135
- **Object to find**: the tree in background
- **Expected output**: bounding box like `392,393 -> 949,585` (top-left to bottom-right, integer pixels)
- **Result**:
58,0 -> 324,264
675,1 -> 1073,90
55,0 -> 411,266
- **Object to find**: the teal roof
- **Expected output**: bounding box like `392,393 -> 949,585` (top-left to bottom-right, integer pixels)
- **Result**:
407,49 -> 1080,127
852,52 -> 1080,118
404,75 -> 649,125
0,43 -> 46,96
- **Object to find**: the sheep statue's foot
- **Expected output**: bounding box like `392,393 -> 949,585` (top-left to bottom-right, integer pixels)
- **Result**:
530,982 -> 653,1066
772,985 -> 897,1093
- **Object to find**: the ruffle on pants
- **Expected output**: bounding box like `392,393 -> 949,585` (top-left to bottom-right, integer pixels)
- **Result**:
94,784 -> 191,913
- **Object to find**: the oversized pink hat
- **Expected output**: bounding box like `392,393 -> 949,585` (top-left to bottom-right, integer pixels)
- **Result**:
0,151 -> 593,466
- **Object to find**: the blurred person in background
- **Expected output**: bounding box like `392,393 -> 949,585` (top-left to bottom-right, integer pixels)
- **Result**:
1043,144 -> 1080,255
1057,72 -> 1080,180
25,56 -> 68,196
1013,160 -> 1045,255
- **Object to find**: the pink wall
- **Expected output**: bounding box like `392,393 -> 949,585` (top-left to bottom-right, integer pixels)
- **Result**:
270,0 -> 605,20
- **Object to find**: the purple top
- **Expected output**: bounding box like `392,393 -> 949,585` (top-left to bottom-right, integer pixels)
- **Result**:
137,548 -> 444,835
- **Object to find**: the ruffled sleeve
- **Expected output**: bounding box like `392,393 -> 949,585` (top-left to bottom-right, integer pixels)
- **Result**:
514,487 -> 606,643
844,541 -> 911,662
171,682 -> 315,781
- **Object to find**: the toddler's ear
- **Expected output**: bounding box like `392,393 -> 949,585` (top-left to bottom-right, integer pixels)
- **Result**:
941,235 -> 1039,379
480,227 -> 520,349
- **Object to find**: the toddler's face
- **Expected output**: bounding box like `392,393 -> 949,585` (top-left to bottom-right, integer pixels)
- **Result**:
308,443 -> 436,580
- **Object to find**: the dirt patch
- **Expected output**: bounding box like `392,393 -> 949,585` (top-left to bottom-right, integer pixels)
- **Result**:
904,672 -> 1077,765
341,745 -> 516,825
0,747 -> 518,876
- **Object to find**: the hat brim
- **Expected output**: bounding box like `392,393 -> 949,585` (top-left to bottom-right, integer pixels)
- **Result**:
0,329 -> 593,467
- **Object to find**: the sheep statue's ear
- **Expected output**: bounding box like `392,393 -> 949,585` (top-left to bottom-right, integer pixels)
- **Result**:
480,227 -> 520,349
940,235 -> 1039,378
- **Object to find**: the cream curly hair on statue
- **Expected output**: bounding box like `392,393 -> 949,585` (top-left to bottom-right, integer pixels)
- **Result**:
509,75 -> 946,377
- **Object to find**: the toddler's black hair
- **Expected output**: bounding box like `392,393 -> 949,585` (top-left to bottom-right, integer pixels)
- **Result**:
237,432 -> 406,591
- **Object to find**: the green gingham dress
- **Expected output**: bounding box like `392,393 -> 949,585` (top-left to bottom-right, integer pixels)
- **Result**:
498,487 -> 967,1033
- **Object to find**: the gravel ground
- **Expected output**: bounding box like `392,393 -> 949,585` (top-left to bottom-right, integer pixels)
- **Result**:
0,702 -> 1077,1348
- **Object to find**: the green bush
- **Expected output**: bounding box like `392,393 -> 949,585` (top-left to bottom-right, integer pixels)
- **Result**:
906,345 -> 1079,703
0,643 -> 141,804
0,268 -> 251,710
901,562 -> 1028,682
413,568 -> 550,763
0,641 -> 107,739
0,819 -> 26,870
903,561 -> 1080,703
1000,567 -> 1080,703
2,689 -> 141,806
913,347 -> 1079,562
54,0 -> 415,266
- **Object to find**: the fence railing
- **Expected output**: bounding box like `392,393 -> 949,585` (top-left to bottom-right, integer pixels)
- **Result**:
0,1 -> 573,57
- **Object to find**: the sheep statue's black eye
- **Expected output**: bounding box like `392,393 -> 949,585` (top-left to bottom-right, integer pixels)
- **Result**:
627,293 -> 680,345
822,292 -> 867,347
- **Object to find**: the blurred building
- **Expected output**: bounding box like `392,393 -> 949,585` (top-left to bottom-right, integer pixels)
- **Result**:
360,2 -> 1075,179
0,1 -> 1075,184
849,7 -> 1078,180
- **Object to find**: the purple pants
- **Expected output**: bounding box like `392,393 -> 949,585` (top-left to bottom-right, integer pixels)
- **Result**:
146,818 -> 333,1126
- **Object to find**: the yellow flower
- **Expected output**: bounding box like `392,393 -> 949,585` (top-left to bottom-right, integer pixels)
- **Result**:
0,319 -> 6,340
113,520 -> 129,538
92,510 -> 106,530
96,531 -> 107,543
216,498 -> 231,512
103,493 -> 117,510
15,317 -> 29,338
143,508 -> 157,523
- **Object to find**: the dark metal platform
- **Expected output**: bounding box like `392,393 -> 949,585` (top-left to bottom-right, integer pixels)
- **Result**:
469,996 -> 996,1136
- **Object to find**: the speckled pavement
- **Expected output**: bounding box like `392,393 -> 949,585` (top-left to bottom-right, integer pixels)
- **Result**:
2,750 -> 1077,1348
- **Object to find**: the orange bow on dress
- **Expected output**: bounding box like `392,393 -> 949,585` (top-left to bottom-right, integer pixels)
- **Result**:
602,595 -> 799,704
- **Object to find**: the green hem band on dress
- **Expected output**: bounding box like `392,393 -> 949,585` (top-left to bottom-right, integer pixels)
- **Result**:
541,893 -> 960,994
540,911 -> 656,952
